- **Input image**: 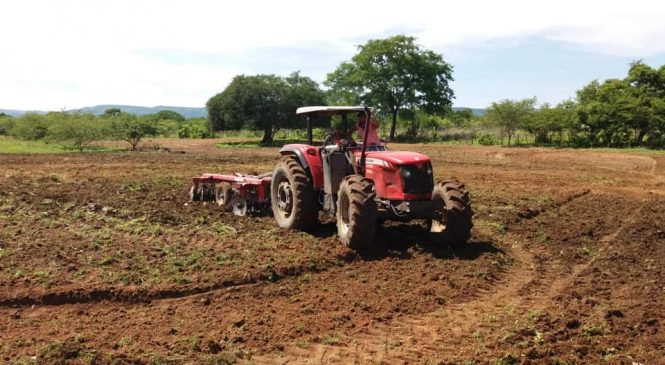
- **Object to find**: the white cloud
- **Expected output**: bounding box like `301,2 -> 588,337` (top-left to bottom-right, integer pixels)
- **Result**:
1,0 -> 664,109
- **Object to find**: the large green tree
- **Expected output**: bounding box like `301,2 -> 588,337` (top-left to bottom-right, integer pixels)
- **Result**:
577,79 -> 633,146
626,61 -> 665,146
525,101 -> 578,145
486,98 -> 536,146
282,71 -> 328,129
206,72 -> 325,143
575,61 -> 665,147
325,35 -> 454,140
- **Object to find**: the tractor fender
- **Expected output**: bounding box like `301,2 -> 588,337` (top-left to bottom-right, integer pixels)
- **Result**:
279,145 -> 309,170
279,144 -> 324,189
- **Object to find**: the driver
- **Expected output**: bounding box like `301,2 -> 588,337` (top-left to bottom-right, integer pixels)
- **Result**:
355,112 -> 381,147
325,117 -> 356,146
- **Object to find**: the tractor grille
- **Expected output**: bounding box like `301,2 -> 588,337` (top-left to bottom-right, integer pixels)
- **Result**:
400,163 -> 433,194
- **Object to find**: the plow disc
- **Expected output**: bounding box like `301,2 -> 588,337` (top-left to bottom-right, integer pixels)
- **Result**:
230,195 -> 248,216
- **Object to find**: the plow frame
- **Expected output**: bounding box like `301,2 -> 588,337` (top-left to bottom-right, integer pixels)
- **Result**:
189,173 -> 272,215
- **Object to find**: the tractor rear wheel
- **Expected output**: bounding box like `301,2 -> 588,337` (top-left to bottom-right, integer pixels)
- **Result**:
336,175 -> 377,249
430,179 -> 474,244
271,157 -> 318,231
215,182 -> 233,211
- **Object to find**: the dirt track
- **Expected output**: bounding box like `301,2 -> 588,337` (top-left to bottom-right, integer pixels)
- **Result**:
1,140 -> 664,364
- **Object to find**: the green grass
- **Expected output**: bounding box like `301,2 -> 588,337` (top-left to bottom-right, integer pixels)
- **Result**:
0,137 -> 118,154
575,146 -> 665,155
215,139 -> 302,148
0,137 -> 68,153
322,335 -> 340,346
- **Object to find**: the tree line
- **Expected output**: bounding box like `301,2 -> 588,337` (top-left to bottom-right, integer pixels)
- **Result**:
206,35 -> 665,149
2,35 -> 663,150
0,108 -> 212,151
483,61 -> 665,148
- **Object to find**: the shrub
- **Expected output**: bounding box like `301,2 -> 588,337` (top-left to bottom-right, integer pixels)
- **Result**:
12,113 -> 49,140
0,115 -> 15,135
478,133 -> 498,146
178,124 -> 211,139
110,114 -> 157,150
47,116 -> 103,151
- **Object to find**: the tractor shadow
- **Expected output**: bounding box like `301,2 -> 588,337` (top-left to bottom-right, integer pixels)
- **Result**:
315,222 -> 503,263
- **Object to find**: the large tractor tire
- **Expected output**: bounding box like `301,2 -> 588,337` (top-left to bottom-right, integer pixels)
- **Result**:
430,179 -> 474,244
271,156 -> 318,231
215,182 -> 233,211
336,175 -> 377,249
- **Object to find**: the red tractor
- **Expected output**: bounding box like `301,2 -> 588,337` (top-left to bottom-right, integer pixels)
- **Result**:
190,106 -> 473,248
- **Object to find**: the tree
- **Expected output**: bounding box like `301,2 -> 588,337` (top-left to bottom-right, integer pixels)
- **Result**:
281,71 -> 328,129
486,98 -> 536,146
103,107 -> 122,117
550,100 -> 578,145
449,108 -> 475,128
206,72 -> 326,143
526,102 -> 554,144
578,79 -> 640,147
0,113 -> 13,136
154,110 -> 186,122
325,35 -> 454,140
626,61 -> 665,146
574,62 -> 665,148
177,118 -> 214,139
11,113 -> 49,140
401,109 -> 446,140
145,110 -> 187,137
47,114 -> 103,151
110,113 -> 157,151
207,74 -> 286,143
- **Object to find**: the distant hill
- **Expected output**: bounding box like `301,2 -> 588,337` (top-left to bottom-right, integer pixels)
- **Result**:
71,105 -> 208,119
0,109 -> 47,117
452,107 -> 486,116
2,105 -> 485,118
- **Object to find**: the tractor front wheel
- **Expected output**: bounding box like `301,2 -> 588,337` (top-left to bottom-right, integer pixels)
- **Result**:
271,157 -> 318,231
336,175 -> 377,249
430,179 -> 474,244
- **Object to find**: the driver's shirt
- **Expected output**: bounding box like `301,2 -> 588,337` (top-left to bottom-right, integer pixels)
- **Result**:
356,117 -> 381,146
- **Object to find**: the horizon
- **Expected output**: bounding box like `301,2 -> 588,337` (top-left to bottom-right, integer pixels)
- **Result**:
2,0 -> 665,111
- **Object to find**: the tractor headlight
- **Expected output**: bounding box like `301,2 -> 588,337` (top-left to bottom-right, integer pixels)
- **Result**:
402,169 -> 411,179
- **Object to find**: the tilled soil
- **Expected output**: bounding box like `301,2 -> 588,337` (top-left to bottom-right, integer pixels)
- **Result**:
0,139 -> 663,364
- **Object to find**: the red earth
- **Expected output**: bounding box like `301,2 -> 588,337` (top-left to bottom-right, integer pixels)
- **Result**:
1,139 -> 663,364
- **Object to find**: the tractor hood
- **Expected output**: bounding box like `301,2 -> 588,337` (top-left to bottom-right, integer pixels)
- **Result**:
363,151 -> 431,167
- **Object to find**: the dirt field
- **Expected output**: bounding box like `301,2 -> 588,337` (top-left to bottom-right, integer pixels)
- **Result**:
1,139 -> 664,364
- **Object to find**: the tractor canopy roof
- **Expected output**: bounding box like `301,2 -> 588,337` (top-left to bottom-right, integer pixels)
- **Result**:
296,106 -> 375,117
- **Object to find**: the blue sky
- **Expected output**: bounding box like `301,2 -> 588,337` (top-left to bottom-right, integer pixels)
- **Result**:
1,0 -> 664,110
446,40 -> 665,107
